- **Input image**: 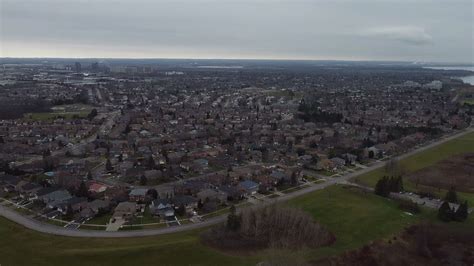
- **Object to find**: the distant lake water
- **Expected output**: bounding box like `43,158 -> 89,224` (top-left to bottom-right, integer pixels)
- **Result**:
424,66 -> 474,85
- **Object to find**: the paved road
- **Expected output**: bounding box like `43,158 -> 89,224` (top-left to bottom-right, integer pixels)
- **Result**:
0,127 -> 472,238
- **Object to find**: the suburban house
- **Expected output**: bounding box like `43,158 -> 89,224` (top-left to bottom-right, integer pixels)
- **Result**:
18,182 -> 42,199
80,199 -> 111,219
196,188 -> 226,203
129,188 -> 148,202
270,170 -> 290,184
172,195 -> 198,213
330,157 -> 346,169
342,153 -> 358,165
37,189 -> 72,208
112,202 -> 138,220
150,198 -> 175,218
239,180 -> 259,196
218,185 -> 244,201
0,175 -> 21,193
88,182 -> 108,194
57,197 -> 88,214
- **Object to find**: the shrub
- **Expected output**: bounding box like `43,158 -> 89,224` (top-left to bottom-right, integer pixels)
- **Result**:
397,199 -> 421,214
201,204 -> 335,251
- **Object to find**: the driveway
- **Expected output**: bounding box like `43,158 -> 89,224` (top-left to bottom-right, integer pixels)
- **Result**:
0,127 -> 472,238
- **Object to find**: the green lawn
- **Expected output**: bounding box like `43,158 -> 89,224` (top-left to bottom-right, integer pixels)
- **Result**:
23,104 -> 93,121
1,132 -> 473,265
462,99 -> 474,105
0,184 -> 443,265
353,131 -> 474,205
286,185 -> 428,259
86,213 -> 112,225
23,111 -> 90,121
0,217 -> 260,266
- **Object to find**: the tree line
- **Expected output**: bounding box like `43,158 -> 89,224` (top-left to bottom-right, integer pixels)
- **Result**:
438,187 -> 469,222
374,176 -> 404,197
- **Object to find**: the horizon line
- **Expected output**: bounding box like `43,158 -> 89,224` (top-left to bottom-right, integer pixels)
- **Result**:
1,56 -> 473,66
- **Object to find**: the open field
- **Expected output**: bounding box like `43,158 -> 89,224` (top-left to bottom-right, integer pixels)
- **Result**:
463,99 -> 474,105
286,185 -> 429,260
0,216 -> 260,266
407,153 -> 474,193
0,184 -> 441,266
354,131 -> 474,205
23,104 -> 93,121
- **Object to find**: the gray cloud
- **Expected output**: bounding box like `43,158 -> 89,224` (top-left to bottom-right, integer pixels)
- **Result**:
359,26 -> 433,46
0,0 -> 472,63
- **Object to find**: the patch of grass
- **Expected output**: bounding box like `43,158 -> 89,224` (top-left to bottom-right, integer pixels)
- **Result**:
86,214 -> 112,225
78,224 -> 106,231
201,206 -> 230,219
1,183 -> 468,265
23,104 -> 93,121
462,99 -> 474,105
286,185 -> 430,260
353,131 -> 474,205
303,175 -> 319,181
317,170 -> 334,176
0,217 -> 260,266
137,206 -> 159,224
23,112 -> 89,121
282,185 -> 310,194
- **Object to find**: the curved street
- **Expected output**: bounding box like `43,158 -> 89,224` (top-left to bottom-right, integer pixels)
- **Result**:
1,127 -> 472,238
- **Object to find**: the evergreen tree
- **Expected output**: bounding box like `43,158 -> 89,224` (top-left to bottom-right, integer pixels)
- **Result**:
290,171 -> 298,186
42,158 -> 54,172
438,201 -> 453,222
197,199 -> 204,209
375,176 -> 390,197
139,175 -> 147,186
65,204 -> 74,220
105,158 -> 113,172
86,171 -> 93,180
147,156 -> 156,170
454,201 -> 468,222
42,149 -> 51,158
87,108 -> 98,120
176,204 -> 186,216
146,188 -> 158,200
226,205 -> 241,231
397,176 -> 404,192
76,181 -> 88,198
445,187 -> 458,203
388,176 -> 397,192
123,124 -> 131,134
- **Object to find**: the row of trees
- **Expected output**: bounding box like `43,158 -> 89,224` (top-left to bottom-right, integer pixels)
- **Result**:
297,101 -> 343,124
374,176 -> 404,197
223,204 -> 335,249
438,200 -> 469,222
438,187 -> 469,222
444,186 -> 459,203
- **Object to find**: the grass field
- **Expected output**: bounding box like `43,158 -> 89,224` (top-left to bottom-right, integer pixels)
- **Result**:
0,218 -> 260,266
286,185 -> 428,260
463,99 -> 474,105
23,104 -> 93,121
353,131 -> 474,205
0,184 -> 440,266
86,214 -> 112,225
3,130 -> 473,265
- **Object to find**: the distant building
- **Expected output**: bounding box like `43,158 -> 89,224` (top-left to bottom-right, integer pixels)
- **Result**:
91,62 -> 100,72
74,62 -> 82,72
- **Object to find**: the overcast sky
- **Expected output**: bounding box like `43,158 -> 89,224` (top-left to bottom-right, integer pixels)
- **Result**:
0,0 -> 473,63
